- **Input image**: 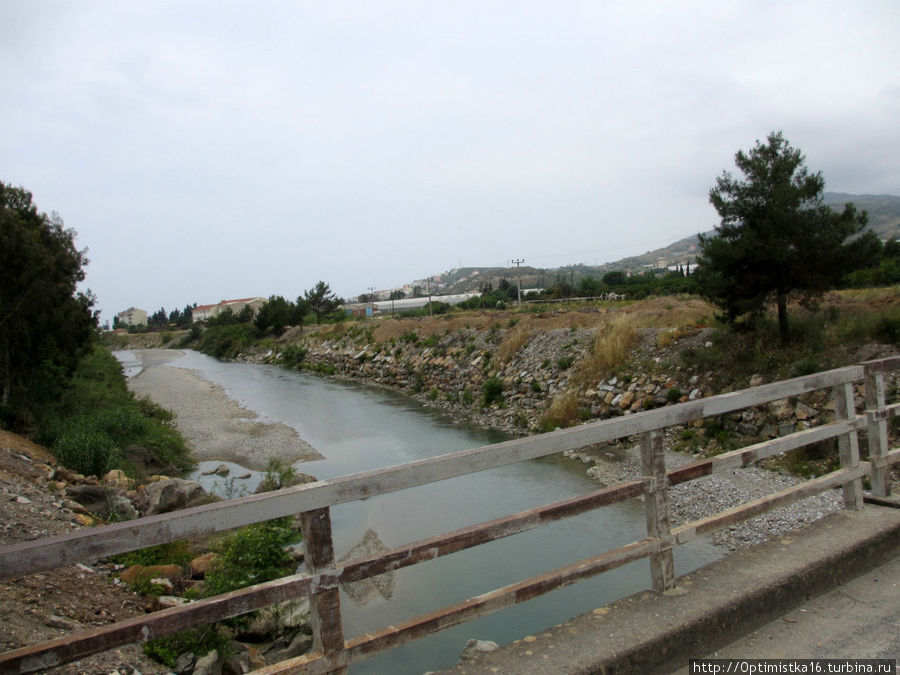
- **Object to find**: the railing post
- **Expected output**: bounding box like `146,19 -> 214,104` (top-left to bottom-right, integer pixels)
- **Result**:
300,507 -> 347,673
833,382 -> 864,509
640,429 -> 675,592
864,366 -> 891,498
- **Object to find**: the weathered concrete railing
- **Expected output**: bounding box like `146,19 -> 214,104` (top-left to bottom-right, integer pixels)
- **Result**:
1,356 -> 898,674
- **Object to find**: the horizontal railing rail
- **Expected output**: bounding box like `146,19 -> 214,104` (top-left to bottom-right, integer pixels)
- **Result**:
1,356 -> 897,674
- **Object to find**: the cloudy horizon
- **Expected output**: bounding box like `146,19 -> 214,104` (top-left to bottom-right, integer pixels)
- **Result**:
3,1 -> 898,325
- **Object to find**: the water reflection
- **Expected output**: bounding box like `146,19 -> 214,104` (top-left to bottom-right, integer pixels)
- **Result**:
338,529 -> 395,606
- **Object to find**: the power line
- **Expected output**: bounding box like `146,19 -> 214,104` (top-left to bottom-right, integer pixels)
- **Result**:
510,258 -> 525,304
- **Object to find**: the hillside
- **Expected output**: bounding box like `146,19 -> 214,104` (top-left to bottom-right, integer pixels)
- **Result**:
822,192 -> 900,241
423,192 -> 900,297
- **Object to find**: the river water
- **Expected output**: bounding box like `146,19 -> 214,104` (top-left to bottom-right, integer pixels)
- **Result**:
120,350 -> 721,673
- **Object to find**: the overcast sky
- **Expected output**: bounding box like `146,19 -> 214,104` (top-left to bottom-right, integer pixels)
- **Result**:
3,1 -> 899,325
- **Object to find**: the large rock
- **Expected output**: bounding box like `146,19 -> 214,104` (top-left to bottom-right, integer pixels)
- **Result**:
193,649 -> 222,675
134,478 -> 206,515
64,484 -> 138,521
460,639 -> 499,661
190,552 -> 220,578
119,563 -> 183,587
263,630 -> 314,664
239,597 -> 311,641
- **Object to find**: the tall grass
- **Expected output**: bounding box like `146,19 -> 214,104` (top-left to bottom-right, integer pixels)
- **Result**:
576,315 -> 638,386
496,326 -> 532,364
539,392 -> 579,431
35,344 -> 193,478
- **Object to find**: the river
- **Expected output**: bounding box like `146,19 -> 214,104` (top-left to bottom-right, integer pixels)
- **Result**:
119,349 -> 721,674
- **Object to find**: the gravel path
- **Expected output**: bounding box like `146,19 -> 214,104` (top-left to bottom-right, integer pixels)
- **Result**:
127,350 -> 322,471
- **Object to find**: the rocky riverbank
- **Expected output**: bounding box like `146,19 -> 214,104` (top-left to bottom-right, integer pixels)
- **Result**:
228,310 -> 898,551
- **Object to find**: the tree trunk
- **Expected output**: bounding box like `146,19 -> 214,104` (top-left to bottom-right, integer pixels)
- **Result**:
777,292 -> 789,338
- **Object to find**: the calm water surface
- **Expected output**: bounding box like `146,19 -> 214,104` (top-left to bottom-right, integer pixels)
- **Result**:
122,349 -> 721,674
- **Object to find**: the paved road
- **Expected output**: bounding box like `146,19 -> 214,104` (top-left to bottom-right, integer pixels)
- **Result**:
674,555 -> 900,669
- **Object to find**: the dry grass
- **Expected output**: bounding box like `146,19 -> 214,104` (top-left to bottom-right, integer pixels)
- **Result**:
620,296 -> 714,329
496,326 -> 532,364
657,323 -> 694,349
576,314 -> 638,386
539,391 -> 580,430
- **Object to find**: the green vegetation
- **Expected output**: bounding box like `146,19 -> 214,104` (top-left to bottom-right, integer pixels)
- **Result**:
254,295 -> 307,336
255,459 -> 300,493
0,182 -> 96,424
193,323 -> 262,360
680,300 -> 900,387
304,280 -> 342,325
696,131 -> 875,337
33,345 -> 193,477
135,477 -> 302,667
482,376 -> 505,406
200,517 -> 298,597
279,344 -> 308,369
113,540 -> 195,569
144,627 -> 232,669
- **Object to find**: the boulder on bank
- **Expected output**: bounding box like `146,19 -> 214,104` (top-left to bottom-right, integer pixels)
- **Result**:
65,483 -> 139,521
133,477 -> 206,515
460,639 -> 500,661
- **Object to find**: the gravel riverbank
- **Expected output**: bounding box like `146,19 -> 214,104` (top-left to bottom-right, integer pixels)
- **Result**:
567,444 -> 845,551
126,350 -> 322,471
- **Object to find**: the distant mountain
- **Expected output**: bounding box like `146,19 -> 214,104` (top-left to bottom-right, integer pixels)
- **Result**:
822,192 -> 900,241
396,192 -> 899,297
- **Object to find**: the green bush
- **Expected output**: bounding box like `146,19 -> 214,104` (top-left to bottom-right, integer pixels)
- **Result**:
280,345 -> 308,369
34,345 -> 193,477
195,323 -> 262,360
201,518 -> 298,597
145,627 -> 230,669
112,540 -> 194,568
482,376 -> 505,406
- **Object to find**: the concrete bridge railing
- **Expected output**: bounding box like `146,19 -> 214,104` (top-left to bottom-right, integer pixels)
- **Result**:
1,356 -> 898,674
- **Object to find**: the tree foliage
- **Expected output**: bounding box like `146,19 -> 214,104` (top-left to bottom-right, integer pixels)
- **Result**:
254,295 -> 307,335
304,281 -> 341,325
696,132 -> 873,336
0,182 -> 97,414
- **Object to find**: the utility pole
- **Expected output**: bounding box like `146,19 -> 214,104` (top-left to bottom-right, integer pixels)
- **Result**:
367,286 -> 375,318
510,258 -> 525,304
426,278 -> 433,317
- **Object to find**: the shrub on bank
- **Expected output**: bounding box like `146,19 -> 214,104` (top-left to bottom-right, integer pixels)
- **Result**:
194,323 -> 262,360
34,344 -> 193,477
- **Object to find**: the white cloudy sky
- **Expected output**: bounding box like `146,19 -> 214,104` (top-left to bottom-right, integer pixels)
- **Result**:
3,1 -> 899,324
